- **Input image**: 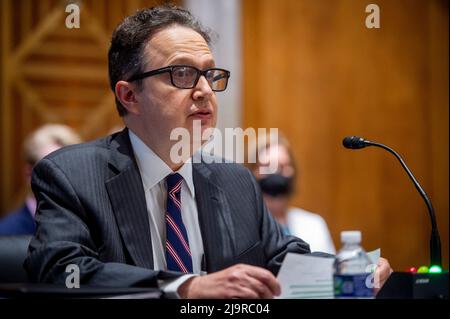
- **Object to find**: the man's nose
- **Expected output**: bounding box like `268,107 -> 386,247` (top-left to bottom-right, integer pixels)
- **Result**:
192,75 -> 213,100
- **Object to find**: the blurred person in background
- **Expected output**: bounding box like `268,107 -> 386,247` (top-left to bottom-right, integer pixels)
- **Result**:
0,124 -> 82,235
250,132 -> 336,254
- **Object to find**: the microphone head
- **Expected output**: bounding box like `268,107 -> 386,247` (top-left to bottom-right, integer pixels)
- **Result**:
343,136 -> 367,149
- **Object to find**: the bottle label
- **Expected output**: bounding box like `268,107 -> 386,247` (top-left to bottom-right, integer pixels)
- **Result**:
334,274 -> 374,298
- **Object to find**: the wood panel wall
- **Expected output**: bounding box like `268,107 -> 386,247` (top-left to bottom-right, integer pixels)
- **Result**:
242,0 -> 448,270
0,0 -> 178,215
1,0 -> 448,272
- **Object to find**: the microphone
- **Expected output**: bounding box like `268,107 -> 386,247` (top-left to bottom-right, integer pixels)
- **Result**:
343,136 -> 368,149
343,136 -> 442,267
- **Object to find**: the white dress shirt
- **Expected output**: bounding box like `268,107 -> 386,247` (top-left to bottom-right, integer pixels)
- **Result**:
128,130 -> 204,296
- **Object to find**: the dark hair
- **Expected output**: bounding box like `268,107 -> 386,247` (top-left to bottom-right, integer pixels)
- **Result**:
108,5 -> 213,116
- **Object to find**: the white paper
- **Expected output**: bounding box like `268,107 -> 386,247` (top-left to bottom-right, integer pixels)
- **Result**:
367,248 -> 381,266
276,253 -> 334,299
276,249 -> 381,299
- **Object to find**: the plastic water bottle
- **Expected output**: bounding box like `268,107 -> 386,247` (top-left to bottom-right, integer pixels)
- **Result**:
333,231 -> 374,298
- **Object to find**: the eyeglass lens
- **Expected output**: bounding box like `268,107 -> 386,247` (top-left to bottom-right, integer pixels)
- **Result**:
171,66 -> 228,91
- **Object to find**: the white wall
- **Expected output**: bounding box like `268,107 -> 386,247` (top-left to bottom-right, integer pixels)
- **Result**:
185,0 -> 242,131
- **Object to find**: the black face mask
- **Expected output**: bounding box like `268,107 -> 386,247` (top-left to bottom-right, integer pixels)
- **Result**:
258,174 -> 294,197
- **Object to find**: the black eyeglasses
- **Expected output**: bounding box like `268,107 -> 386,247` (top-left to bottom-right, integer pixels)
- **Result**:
127,65 -> 231,92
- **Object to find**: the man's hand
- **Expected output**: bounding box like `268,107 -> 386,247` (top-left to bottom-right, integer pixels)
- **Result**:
178,264 -> 281,299
374,257 -> 393,295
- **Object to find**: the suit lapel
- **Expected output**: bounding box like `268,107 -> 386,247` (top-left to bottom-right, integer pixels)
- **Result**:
104,131 -> 236,272
193,162 -> 236,272
105,129 -> 154,269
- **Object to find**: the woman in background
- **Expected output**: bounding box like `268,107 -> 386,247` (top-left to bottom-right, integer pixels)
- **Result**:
249,132 -> 336,254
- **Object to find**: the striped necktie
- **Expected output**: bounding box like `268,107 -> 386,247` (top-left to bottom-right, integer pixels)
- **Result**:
165,173 -> 193,273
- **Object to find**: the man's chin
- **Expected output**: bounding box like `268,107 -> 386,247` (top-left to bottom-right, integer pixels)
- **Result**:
185,119 -> 215,138
188,116 -> 215,126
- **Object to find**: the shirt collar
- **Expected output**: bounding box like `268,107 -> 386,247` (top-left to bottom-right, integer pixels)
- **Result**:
128,129 -> 195,197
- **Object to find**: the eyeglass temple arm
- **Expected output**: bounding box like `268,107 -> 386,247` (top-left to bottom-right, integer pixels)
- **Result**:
128,68 -> 170,82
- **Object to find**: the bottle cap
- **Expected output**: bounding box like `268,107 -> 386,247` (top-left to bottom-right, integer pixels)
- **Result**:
341,230 -> 361,244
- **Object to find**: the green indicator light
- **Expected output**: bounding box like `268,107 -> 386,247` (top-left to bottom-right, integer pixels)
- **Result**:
428,265 -> 442,274
417,266 -> 429,273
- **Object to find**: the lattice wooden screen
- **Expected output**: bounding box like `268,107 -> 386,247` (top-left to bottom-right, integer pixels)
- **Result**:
0,0 -> 177,214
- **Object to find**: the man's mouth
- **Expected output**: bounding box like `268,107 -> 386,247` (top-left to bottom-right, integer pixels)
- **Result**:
190,110 -> 213,120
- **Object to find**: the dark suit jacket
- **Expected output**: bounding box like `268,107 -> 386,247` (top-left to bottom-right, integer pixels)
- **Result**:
0,204 -> 35,235
25,128 -> 311,287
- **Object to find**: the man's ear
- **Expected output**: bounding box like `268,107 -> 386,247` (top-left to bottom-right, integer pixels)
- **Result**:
115,81 -> 140,115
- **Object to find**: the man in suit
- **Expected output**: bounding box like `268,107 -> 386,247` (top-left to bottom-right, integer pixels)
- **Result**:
25,5 -> 391,298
